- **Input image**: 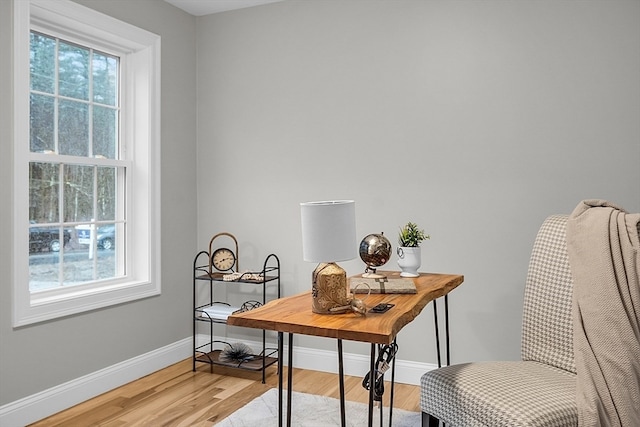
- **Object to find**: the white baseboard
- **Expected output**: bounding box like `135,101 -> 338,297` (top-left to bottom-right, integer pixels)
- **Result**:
1,335 -> 435,426
0,338 -> 191,427
286,344 -> 436,386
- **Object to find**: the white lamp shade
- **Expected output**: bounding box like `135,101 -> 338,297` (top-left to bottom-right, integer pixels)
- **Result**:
300,200 -> 357,263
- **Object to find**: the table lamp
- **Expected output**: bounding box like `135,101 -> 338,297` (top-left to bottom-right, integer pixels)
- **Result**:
300,200 -> 357,314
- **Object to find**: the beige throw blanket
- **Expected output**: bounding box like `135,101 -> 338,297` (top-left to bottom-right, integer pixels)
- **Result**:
567,200 -> 640,427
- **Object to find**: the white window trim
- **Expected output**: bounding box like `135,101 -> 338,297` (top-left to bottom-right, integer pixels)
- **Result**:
13,0 -> 161,327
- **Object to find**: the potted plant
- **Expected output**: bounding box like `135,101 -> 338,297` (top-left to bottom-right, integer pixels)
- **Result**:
397,222 -> 430,277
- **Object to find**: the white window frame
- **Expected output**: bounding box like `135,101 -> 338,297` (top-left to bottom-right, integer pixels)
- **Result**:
13,0 -> 161,327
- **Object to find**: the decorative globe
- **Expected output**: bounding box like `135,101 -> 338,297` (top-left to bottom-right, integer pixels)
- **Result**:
359,233 -> 392,274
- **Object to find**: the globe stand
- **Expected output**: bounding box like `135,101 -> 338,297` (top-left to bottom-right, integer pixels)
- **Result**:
362,266 -> 386,279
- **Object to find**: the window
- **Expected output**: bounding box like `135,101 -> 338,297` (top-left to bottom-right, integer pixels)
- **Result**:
29,32 -> 123,291
13,0 -> 161,326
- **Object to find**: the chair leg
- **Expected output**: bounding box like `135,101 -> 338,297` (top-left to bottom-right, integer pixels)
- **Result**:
422,412 -> 440,427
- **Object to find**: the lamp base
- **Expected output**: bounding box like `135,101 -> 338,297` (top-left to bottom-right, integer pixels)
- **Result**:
312,262 -> 351,314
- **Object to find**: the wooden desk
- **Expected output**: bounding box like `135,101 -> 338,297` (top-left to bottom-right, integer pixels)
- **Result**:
228,271 -> 463,427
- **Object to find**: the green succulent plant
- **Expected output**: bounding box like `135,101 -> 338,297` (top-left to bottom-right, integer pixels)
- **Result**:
398,222 -> 430,247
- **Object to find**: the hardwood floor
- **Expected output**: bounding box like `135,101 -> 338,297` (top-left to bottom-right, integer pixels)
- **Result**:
29,358 -> 422,426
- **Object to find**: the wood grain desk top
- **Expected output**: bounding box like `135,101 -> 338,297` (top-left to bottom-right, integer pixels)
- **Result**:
227,271 -> 464,345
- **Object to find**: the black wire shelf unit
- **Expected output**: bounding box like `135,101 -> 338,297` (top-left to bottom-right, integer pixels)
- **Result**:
192,237 -> 280,384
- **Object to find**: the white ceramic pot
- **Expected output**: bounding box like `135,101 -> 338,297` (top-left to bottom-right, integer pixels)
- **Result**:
397,246 -> 421,277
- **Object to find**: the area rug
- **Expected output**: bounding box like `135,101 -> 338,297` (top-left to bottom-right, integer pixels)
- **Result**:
215,388 -> 421,426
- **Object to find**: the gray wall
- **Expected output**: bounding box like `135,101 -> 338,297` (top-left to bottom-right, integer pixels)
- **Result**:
0,0 -> 197,405
195,0 -> 639,361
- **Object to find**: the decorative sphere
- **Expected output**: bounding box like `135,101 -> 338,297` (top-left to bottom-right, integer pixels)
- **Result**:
359,233 -> 392,269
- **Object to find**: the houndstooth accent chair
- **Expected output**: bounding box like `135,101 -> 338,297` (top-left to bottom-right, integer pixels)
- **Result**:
420,215 -> 577,427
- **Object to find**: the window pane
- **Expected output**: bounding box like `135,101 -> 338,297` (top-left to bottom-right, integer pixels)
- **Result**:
96,224 -> 117,278
28,225 -> 68,255
65,223 -> 119,284
58,41 -> 89,100
93,52 -> 118,106
29,162 -> 59,223
93,105 -> 117,159
97,167 -> 116,221
63,164 -> 94,223
63,249 -> 92,284
30,32 -> 55,94
59,99 -> 89,156
30,93 -> 55,152
64,247 -> 103,284
29,227 -> 62,291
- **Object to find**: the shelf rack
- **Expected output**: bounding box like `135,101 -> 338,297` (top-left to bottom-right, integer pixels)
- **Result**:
192,233 -> 280,383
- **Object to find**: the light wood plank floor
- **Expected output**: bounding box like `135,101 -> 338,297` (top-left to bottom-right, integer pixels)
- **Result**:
29,358 -> 421,426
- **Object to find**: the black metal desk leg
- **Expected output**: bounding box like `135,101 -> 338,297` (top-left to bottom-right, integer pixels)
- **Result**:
388,339 -> 397,427
445,294 -> 450,366
262,329 -> 267,383
338,339 -> 346,427
368,343 -> 376,427
379,344 -> 383,427
433,300 -> 442,368
374,344 -> 384,427
287,333 -> 293,427
277,332 -> 283,427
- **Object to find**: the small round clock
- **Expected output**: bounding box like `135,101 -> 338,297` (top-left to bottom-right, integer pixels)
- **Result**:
211,247 -> 236,272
